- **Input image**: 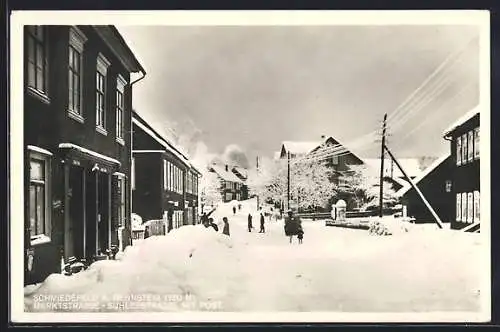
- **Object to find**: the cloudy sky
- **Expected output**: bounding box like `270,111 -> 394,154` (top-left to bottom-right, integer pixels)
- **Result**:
117,24 -> 480,163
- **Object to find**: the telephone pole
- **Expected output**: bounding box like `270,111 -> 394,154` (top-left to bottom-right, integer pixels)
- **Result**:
379,113 -> 387,218
287,151 -> 291,210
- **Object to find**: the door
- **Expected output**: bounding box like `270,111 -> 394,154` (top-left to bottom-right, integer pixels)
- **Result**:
68,165 -> 85,259
97,172 -> 110,255
85,169 -> 97,259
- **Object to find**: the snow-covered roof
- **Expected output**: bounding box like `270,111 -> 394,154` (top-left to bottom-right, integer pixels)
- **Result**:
59,143 -> 121,166
282,141 -> 321,155
232,166 -> 248,179
442,106 -> 480,138
396,153 -> 451,197
363,158 -> 422,179
132,116 -> 191,167
210,164 -> 244,183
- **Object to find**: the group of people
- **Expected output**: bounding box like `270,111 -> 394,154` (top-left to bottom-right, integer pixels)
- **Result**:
247,208 -> 266,233
199,205 -> 304,244
200,207 -> 231,236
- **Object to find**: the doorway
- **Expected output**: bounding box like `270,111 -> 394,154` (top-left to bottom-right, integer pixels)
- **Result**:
68,165 -> 85,260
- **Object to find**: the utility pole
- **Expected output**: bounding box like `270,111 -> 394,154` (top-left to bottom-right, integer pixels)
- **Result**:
287,151 -> 291,211
379,113 -> 387,218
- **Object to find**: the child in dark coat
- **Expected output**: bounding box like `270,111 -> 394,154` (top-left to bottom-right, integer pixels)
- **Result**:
297,227 -> 304,244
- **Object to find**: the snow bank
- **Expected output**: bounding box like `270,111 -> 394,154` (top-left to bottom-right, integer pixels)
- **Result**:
24,225 -> 245,312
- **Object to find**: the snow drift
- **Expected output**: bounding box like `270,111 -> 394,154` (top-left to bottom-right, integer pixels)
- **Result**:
24,225 -> 245,312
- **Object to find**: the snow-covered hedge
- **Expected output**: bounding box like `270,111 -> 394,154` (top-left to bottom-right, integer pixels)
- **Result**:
368,216 -> 412,236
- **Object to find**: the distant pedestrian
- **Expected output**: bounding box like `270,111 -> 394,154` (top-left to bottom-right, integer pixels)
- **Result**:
259,212 -> 265,233
233,206 -> 237,215
248,213 -> 253,232
238,204 -> 242,211
222,217 -> 230,236
144,225 -> 150,239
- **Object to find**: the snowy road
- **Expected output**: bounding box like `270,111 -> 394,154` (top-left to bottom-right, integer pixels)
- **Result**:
24,200 -> 482,313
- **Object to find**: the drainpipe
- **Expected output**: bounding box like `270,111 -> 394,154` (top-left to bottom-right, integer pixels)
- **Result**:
128,68 -> 146,246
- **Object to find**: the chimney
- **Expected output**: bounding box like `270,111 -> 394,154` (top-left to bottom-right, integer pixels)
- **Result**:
225,164 -> 228,172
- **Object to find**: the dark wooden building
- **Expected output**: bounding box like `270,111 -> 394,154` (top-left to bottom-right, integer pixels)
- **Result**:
24,25 -> 146,285
397,154 -> 454,224
443,108 -> 480,231
132,112 -> 201,228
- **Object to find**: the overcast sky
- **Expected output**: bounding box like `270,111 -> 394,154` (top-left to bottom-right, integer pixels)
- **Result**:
117,24 -> 480,163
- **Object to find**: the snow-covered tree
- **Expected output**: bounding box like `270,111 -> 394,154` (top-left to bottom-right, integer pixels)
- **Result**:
200,171 -> 222,208
344,164 -> 399,209
247,156 -> 337,210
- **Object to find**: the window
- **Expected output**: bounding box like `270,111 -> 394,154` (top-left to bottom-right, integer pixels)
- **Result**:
169,163 -> 173,191
26,26 -> 49,97
225,193 -> 233,201
331,155 -> 339,165
116,75 -> 126,143
467,131 -> 474,162
131,157 -> 135,190
163,160 -> 167,190
456,136 -> 462,165
28,151 -> 51,241
474,127 -> 480,159
474,191 -> 480,222
96,53 -> 110,134
68,27 -> 87,120
461,134 -> 467,166
461,192 -> 467,223
456,193 -> 461,221
467,192 -> 473,223
445,180 -> 452,193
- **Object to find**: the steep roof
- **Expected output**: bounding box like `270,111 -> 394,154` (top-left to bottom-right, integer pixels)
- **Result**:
232,166 -> 248,180
281,141 -> 321,155
210,164 -> 244,183
309,136 -> 365,163
442,106 -> 480,138
395,153 -> 451,197
132,111 -> 191,167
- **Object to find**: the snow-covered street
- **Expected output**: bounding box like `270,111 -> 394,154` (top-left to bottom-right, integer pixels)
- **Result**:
24,199 -> 482,313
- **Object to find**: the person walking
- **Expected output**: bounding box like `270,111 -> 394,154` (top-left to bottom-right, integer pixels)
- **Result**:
284,209 -> 300,244
259,212 -> 265,233
233,206 -> 237,215
248,213 -> 253,232
222,217 -> 230,236
297,223 -> 304,244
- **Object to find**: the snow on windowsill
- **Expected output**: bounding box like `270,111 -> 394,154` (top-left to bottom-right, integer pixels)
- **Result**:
115,137 -> 125,146
68,110 -> 85,123
96,126 -> 108,136
30,234 -> 51,246
27,86 -> 50,105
